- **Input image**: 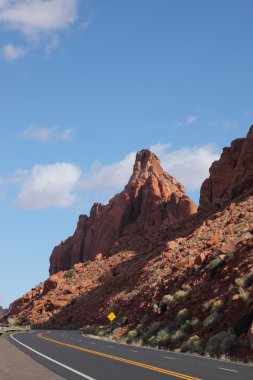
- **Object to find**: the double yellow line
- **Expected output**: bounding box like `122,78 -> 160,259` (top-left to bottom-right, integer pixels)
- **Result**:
37,333 -> 202,380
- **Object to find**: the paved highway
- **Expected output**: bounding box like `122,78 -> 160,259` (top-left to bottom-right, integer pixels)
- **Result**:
10,330 -> 253,380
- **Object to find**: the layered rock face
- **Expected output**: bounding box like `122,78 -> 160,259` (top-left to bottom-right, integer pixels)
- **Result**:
200,125 -> 253,208
50,149 -> 197,274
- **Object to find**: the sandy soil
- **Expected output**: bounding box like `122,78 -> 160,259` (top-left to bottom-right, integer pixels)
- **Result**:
0,337 -> 64,380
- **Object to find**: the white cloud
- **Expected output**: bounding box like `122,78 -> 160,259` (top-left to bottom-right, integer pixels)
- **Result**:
16,163 -> 81,209
80,152 -> 136,192
21,125 -> 74,143
150,143 -> 220,190
186,115 -> 199,125
80,142 -> 219,195
0,0 -> 78,40
2,43 -> 28,60
9,142 -> 220,210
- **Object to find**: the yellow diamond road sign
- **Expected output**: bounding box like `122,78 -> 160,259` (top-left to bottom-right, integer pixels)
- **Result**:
107,312 -> 116,321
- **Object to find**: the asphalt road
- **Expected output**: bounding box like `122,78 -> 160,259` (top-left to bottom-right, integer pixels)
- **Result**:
9,330 -> 253,380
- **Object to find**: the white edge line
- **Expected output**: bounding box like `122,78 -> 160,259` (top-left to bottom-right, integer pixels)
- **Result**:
219,367 -> 239,373
10,333 -> 96,380
164,357 -> 176,360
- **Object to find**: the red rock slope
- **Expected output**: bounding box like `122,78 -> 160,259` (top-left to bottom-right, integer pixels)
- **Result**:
200,125 -> 253,208
3,126 -> 253,362
50,149 -> 197,274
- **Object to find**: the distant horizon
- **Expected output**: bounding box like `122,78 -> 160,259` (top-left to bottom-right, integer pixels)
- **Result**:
1,0 -> 253,308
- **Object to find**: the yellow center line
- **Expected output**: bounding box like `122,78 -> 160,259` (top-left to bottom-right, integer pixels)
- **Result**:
37,333 -> 202,380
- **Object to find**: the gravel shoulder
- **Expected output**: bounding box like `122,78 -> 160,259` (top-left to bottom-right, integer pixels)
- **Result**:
0,337 -> 64,380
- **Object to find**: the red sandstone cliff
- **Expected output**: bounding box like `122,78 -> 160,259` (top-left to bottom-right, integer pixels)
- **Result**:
200,125 -> 253,208
49,149 -> 197,274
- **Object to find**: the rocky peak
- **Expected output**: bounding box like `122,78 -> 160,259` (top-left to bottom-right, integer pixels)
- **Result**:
49,149 -> 197,274
131,149 -> 164,180
200,125 -> 253,208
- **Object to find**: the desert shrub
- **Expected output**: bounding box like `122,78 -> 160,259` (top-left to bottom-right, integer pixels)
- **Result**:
174,290 -> 186,300
148,327 -> 171,347
206,330 -> 237,356
208,258 -> 225,278
152,302 -> 159,313
64,269 -> 75,279
235,277 -> 245,287
143,321 -> 163,342
83,325 -> 99,335
182,335 -> 202,353
136,323 -> 144,334
170,328 -> 187,345
244,272 -> 253,288
155,328 -> 171,347
203,312 -> 223,332
126,329 -> 138,343
181,317 -> 199,334
112,327 -> 121,337
162,294 -> 174,305
238,287 -> 249,301
97,325 -> 112,337
188,264 -> 201,275
176,308 -> 190,324
202,301 -> 211,312
211,300 -> 224,313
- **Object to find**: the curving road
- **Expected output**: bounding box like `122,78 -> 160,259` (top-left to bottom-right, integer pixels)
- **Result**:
10,330 -> 253,380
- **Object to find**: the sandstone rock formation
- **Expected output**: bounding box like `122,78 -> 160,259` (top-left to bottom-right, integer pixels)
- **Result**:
3,127 -> 253,362
49,149 -> 197,274
200,125 -> 253,208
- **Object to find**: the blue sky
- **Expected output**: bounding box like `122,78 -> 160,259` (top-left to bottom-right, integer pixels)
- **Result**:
0,0 -> 252,308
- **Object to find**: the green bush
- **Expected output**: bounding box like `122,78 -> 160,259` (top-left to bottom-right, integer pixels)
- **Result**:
182,335 -> 203,353
155,328 -> 171,347
148,327 -> 171,347
176,308 -> 190,324
83,325 -> 99,335
161,294 -> 174,306
203,312 -> 223,331
174,290 -> 186,300
211,300 -> 224,312
206,330 -> 237,356
238,287 -> 249,301
126,329 -> 138,343
170,329 -> 187,345
143,321 -> 163,342
202,301 -> 211,311
64,268 -> 75,279
152,302 -> 159,313
181,317 -> 199,334
208,258 -> 225,278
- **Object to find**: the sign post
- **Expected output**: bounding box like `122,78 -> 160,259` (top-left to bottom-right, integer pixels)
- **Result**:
107,312 -> 116,339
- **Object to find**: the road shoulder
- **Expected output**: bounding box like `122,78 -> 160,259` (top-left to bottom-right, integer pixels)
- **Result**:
0,336 -> 64,380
